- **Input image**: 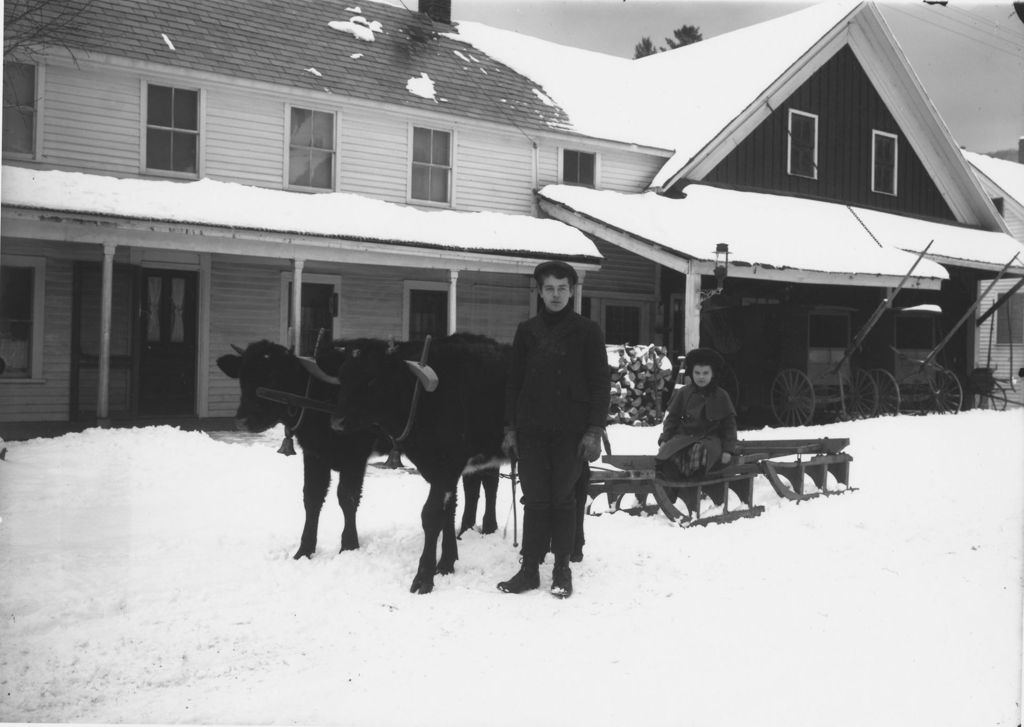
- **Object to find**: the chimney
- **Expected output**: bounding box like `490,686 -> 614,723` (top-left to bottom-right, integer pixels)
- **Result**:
419,0 -> 451,24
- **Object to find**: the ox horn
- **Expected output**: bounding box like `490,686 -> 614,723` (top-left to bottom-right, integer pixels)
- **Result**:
405,361 -> 439,392
231,344 -> 245,355
296,356 -> 340,385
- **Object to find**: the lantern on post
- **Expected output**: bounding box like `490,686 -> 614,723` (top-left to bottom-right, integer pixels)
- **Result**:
714,243 -> 730,291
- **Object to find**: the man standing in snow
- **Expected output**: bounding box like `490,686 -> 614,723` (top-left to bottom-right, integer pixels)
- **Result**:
498,260 -> 610,599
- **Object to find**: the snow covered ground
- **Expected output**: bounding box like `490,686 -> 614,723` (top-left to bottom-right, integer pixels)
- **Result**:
1,411 -> 1021,727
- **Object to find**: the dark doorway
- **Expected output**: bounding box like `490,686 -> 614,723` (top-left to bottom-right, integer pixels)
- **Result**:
287,281 -> 337,356
137,269 -> 198,415
408,289 -> 447,341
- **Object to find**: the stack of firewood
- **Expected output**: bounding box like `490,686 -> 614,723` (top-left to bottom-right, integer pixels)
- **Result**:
606,344 -> 674,426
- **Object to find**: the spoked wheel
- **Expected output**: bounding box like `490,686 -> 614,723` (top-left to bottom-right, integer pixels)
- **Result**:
844,369 -> 878,419
973,381 -> 1008,410
869,369 -> 901,415
718,363 -> 740,411
771,369 -> 816,426
930,367 -> 963,414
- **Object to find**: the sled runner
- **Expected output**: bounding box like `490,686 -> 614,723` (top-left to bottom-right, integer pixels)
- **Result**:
588,437 -> 854,527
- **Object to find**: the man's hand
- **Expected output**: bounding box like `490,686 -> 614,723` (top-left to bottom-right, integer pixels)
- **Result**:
577,429 -> 603,462
721,451 -> 733,465
501,429 -> 518,459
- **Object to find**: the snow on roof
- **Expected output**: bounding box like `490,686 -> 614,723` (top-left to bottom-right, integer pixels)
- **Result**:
452,2 -> 859,175
852,206 -> 1024,272
538,183 -> 950,281
1,166 -> 600,261
963,150 -> 1024,208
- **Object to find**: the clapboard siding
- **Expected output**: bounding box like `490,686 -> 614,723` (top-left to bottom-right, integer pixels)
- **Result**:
204,91 -> 285,187
585,238 -> 657,296
338,110 -> 411,202
599,148 -> 665,192
456,271 -> 531,343
42,65 -> 141,174
206,257 -> 285,416
0,247 -> 73,422
456,131 -> 535,214
976,280 -> 1024,407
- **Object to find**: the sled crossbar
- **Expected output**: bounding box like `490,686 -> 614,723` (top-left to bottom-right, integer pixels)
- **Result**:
590,437 -> 853,527
256,387 -> 336,413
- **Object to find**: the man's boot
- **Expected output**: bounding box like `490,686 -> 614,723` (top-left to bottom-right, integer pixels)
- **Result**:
497,556 -> 540,594
550,554 -> 573,599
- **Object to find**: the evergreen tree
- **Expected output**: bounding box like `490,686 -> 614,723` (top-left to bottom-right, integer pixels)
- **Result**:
632,23 -> 703,59
633,36 -> 659,59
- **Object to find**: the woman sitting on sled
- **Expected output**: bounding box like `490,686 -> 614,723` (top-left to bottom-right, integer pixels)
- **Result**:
656,348 -> 738,480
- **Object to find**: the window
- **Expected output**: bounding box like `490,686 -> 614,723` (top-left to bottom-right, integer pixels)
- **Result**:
410,127 -> 451,204
279,274 -> 341,355
289,107 -> 335,189
3,62 -> 36,155
146,84 -> 199,174
996,293 -> 1023,344
0,259 -> 44,379
992,197 -> 1005,216
787,109 -> 818,179
562,149 -> 596,187
605,304 -> 641,345
872,131 -> 898,196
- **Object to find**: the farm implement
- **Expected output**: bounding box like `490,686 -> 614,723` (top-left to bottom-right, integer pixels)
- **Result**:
588,437 -> 854,527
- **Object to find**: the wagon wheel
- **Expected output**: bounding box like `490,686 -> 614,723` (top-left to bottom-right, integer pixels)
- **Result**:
869,369 -> 900,415
770,369 -> 815,426
718,363 -> 740,410
844,368 -> 878,419
930,367 -> 963,414
973,380 -> 1008,411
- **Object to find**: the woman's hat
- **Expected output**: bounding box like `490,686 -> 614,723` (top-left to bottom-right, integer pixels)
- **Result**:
684,347 -> 724,372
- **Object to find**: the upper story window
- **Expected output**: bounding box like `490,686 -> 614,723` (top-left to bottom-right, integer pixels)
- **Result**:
872,130 -> 898,196
562,149 -> 596,187
787,109 -> 818,180
3,62 -> 37,156
288,107 -> 335,190
146,84 -> 199,175
410,126 -> 451,204
992,197 -> 1005,216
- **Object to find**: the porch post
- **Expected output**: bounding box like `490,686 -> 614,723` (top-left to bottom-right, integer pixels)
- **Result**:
448,270 -> 458,333
97,243 -> 116,426
683,271 -> 701,353
574,271 -> 585,315
291,258 -> 304,351
529,277 -> 538,317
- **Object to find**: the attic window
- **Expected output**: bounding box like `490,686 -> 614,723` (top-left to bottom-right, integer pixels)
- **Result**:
992,197 -> 1005,216
787,109 -> 818,180
562,149 -> 596,187
871,130 -> 898,196
145,84 -> 199,175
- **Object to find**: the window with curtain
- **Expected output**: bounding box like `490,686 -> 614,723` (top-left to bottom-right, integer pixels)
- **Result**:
289,107 -> 335,189
996,293 -> 1024,344
146,84 -> 199,174
3,62 -> 36,155
411,127 -> 451,204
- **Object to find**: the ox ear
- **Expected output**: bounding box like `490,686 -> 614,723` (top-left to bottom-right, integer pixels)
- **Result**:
217,354 -> 241,379
231,344 -> 245,355
296,356 -> 340,385
405,361 -> 439,392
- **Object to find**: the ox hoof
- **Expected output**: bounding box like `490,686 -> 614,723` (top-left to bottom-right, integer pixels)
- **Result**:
410,574 -> 435,594
436,561 -> 455,576
480,520 -> 497,535
293,550 -> 313,560
570,550 -> 584,563
339,541 -> 359,553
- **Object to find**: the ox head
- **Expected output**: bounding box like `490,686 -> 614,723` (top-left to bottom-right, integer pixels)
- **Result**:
326,339 -> 416,435
217,340 -> 306,433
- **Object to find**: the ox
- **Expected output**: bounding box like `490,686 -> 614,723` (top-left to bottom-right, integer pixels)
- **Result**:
320,333 -> 510,594
216,340 -> 499,562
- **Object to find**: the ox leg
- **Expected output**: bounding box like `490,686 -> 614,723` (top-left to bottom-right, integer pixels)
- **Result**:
437,488 -> 460,574
411,483 -> 457,594
459,472 -> 482,536
479,468 -> 499,535
295,450 -> 331,559
336,433 -> 376,552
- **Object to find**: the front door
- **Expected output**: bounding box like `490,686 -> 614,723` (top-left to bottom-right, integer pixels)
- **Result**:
137,269 -> 197,415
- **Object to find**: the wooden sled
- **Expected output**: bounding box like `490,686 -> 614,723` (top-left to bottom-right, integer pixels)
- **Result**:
588,438 -> 854,527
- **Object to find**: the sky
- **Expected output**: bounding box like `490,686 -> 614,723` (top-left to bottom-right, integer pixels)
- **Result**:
1,411 -> 1021,725
445,0 -> 1024,156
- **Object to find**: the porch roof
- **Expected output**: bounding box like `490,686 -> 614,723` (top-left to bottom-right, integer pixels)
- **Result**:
0,166 -> 601,270
537,183 -> 969,290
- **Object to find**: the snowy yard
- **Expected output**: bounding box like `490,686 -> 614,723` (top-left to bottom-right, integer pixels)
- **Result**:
1,411 -> 1021,726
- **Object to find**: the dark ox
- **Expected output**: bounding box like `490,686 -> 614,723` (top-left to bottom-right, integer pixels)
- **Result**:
216,340 -> 499,562
320,333 -> 511,594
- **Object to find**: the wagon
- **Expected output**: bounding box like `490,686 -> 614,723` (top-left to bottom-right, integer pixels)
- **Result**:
588,437 -> 854,527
